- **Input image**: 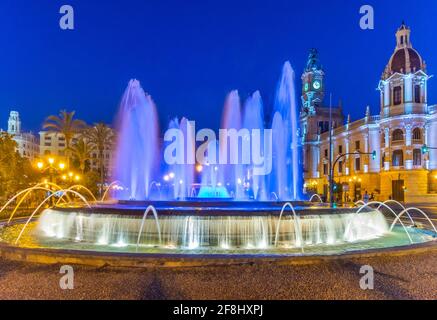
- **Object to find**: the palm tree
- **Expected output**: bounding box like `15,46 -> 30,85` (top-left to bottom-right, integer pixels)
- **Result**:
70,138 -> 95,174
86,123 -> 115,195
43,110 -> 87,166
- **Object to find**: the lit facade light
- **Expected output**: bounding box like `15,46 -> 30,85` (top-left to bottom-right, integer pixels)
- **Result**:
37,162 -> 44,169
196,164 -> 203,173
169,172 -> 175,179
59,163 -> 66,170
163,175 -> 170,182
48,158 -> 55,165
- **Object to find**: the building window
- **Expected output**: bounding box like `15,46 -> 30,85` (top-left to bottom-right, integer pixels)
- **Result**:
355,157 -> 361,171
338,145 -> 343,154
412,128 -> 422,141
392,129 -> 404,141
324,149 -> 328,158
318,121 -> 329,134
382,153 -> 385,167
413,149 -> 421,166
392,150 -> 404,167
355,141 -> 360,151
414,85 -> 421,103
338,161 -> 343,173
44,142 -> 51,147
393,86 -> 402,105
323,163 -> 327,175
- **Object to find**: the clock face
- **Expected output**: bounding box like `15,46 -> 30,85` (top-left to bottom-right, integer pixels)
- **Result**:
313,80 -> 321,90
304,83 -> 309,91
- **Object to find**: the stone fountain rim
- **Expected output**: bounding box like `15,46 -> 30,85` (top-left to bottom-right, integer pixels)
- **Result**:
0,240 -> 435,268
0,219 -> 436,268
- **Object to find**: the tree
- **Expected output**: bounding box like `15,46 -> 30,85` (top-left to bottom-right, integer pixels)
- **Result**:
86,123 -> 115,195
0,132 -> 38,199
43,110 -> 87,166
70,138 -> 96,174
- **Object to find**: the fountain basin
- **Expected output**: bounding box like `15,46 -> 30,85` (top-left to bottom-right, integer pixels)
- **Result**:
0,202 -> 435,258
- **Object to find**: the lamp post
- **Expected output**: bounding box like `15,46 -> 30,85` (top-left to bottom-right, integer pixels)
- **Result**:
329,150 -> 376,207
36,157 -> 66,205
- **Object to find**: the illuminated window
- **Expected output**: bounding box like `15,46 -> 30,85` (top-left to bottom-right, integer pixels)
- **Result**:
355,141 -> 360,150
392,150 -> 404,167
355,158 -> 361,171
393,86 -> 402,105
412,128 -> 422,141
413,149 -> 421,166
392,129 -> 404,141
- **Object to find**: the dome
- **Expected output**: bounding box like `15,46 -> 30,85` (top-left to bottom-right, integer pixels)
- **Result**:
390,47 -> 424,74
382,22 -> 426,79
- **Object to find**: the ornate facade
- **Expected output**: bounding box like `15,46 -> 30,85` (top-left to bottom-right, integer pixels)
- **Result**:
300,23 -> 437,203
6,111 -> 39,160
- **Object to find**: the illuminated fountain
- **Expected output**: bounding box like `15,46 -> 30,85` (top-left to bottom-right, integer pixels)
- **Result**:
0,62 -> 435,257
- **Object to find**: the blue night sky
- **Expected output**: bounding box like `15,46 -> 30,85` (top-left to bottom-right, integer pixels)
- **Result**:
1,0 -> 436,133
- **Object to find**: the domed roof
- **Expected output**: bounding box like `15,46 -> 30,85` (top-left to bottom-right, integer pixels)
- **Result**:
390,47 -> 423,74
383,22 -> 426,79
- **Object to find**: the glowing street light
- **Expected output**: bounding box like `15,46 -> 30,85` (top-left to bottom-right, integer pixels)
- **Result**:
196,164 -> 203,173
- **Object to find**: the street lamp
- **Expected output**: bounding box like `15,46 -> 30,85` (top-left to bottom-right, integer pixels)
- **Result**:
35,157 -> 66,205
329,150 -> 376,207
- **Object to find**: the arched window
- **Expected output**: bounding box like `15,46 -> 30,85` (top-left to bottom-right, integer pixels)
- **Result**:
393,86 -> 402,105
392,129 -> 404,141
392,150 -> 404,167
412,128 -> 422,141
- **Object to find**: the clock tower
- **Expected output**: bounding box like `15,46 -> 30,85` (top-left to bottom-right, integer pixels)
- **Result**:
300,48 -> 344,181
301,48 -> 325,115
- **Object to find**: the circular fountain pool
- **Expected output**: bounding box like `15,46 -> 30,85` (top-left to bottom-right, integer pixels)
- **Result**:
0,201 -> 435,257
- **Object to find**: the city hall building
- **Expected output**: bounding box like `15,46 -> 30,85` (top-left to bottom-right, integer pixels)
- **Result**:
300,23 -> 437,203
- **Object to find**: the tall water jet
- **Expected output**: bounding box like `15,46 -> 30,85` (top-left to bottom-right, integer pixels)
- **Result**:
271,62 -> 302,200
218,90 -> 243,198
243,91 -> 266,200
164,117 -> 195,199
113,79 -> 159,200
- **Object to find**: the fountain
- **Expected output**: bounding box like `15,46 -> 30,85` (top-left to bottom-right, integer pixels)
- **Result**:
113,79 -> 159,200
0,62 -> 435,258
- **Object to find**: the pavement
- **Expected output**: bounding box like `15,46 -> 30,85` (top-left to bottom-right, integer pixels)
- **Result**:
0,202 -> 435,300
0,249 -> 435,300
